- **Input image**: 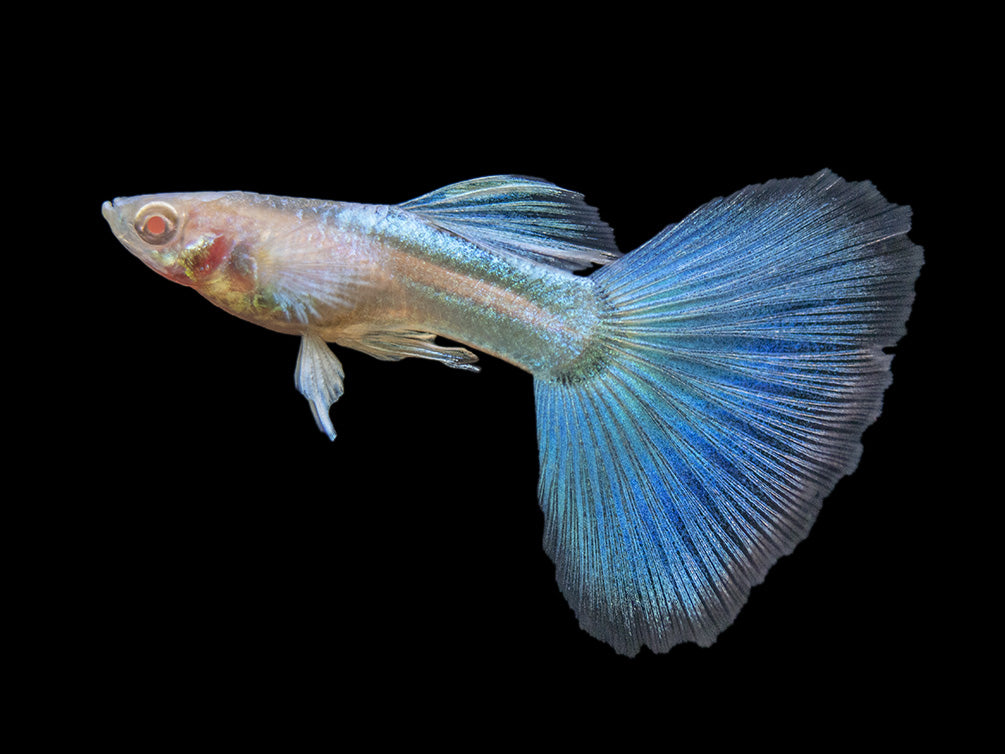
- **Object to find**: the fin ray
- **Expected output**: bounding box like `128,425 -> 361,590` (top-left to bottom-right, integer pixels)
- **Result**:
258,250 -> 370,324
340,328 -> 480,371
295,333 -> 345,440
400,175 -> 621,271
535,170 -> 923,654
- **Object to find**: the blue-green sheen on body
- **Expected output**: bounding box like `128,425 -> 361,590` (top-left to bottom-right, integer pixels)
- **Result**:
324,204 -> 606,377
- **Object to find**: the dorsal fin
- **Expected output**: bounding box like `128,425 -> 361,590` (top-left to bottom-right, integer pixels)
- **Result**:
399,175 -> 622,272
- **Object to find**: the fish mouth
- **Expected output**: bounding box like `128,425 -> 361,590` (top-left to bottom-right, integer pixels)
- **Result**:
101,199 -> 126,238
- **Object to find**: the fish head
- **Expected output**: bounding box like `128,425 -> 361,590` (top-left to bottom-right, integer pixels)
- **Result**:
102,192 -> 239,287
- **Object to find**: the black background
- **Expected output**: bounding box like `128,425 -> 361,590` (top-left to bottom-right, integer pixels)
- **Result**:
26,14 -> 980,739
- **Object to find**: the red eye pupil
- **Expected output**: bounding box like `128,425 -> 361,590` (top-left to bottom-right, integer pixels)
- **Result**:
145,215 -> 167,236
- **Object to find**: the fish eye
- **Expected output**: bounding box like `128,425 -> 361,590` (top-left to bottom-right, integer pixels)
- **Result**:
134,202 -> 179,245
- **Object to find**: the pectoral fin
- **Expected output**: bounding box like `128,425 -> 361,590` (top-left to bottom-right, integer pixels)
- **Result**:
295,333 -> 345,440
341,329 -> 480,372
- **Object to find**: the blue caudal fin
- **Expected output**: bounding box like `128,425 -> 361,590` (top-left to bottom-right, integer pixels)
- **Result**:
533,170 -> 923,655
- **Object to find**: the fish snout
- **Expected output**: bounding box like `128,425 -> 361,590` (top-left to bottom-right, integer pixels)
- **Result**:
101,199 -> 128,237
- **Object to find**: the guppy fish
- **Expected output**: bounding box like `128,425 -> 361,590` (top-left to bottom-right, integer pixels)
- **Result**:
103,171 -> 922,655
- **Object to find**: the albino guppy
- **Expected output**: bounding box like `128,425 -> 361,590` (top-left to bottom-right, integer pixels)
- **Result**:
102,171 -> 923,655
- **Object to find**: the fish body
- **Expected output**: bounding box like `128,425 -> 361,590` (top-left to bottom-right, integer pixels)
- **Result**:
103,172 -> 923,655
103,181 -> 609,377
